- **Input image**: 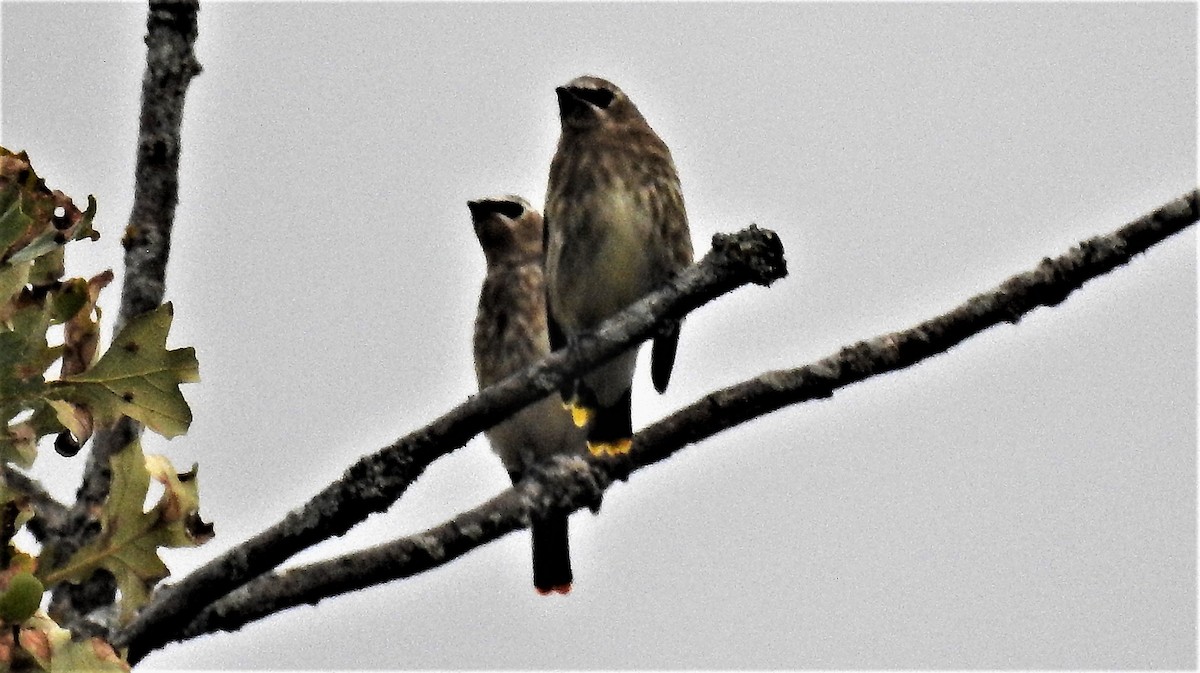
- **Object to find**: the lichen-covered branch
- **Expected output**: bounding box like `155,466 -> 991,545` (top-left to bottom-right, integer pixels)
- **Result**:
166,187 -> 1197,648
115,0 -> 203,329
114,225 -> 788,661
41,0 -> 201,635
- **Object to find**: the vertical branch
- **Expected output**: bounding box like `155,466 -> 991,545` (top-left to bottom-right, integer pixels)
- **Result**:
77,0 -> 202,515
117,0 -> 203,330
42,0 -> 201,634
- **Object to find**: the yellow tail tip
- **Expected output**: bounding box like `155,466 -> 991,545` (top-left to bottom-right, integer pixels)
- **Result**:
587,438 -> 633,456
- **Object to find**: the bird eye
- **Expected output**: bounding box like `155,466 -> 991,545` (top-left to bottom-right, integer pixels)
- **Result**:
573,86 -> 615,109
492,200 -> 526,219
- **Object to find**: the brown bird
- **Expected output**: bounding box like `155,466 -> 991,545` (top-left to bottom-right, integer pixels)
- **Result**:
544,75 -> 694,456
469,194 -> 586,595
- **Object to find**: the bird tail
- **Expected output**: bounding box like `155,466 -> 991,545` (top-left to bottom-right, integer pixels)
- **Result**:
532,514 -> 572,595
651,320 -> 681,393
585,387 -> 633,455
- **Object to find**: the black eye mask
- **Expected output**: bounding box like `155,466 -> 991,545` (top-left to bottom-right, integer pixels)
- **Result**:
570,86 -> 615,110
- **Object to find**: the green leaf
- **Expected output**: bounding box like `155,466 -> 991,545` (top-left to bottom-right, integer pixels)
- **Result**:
0,571 -> 45,623
0,303 -> 59,419
0,296 -> 61,464
44,439 -> 212,624
47,303 -> 199,438
28,246 -> 65,288
0,259 -> 30,308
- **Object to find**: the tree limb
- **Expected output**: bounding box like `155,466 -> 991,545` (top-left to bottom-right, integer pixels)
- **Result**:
41,0 -> 201,636
0,466 -> 68,542
115,224 -> 788,661
166,187 -> 1197,649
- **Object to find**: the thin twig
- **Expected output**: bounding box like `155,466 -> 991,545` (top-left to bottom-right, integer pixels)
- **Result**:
168,188 -> 1197,647
0,466 -> 69,541
115,225 -> 788,661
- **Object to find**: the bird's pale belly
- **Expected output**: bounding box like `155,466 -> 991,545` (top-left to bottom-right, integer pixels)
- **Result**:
552,220 -> 655,331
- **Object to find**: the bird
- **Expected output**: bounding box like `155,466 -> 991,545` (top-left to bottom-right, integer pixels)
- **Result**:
469,194 -> 587,595
544,75 -> 694,456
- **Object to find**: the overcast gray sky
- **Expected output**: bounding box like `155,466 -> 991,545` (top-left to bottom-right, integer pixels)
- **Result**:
1,2 -> 1196,669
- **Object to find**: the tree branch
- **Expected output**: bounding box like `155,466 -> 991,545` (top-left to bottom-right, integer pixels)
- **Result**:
0,466 -> 68,542
114,225 -> 788,661
166,187 -> 1197,648
41,0 -> 201,636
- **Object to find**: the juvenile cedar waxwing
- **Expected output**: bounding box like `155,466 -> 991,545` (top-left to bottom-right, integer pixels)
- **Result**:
544,76 -> 694,456
469,195 -> 586,595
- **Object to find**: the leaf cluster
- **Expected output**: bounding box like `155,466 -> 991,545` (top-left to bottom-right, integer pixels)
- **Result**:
0,147 -> 204,671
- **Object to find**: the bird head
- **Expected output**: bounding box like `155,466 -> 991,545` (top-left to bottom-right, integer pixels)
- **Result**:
555,75 -> 645,133
468,195 -> 544,266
